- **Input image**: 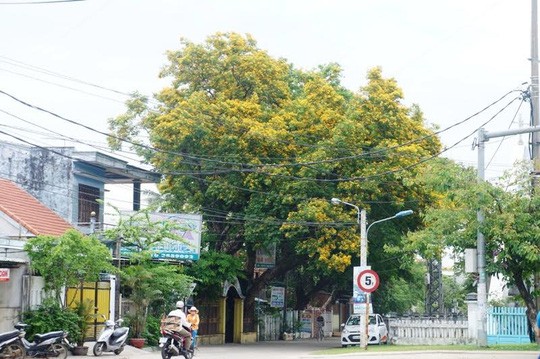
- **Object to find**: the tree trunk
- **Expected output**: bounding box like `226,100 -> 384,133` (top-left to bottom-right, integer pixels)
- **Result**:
512,267 -> 538,342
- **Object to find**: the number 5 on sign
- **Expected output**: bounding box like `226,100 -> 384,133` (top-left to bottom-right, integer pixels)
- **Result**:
356,269 -> 379,293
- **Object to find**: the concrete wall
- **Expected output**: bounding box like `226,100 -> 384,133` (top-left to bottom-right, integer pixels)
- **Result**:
0,265 -> 24,332
0,238 -> 44,333
0,142 -> 74,221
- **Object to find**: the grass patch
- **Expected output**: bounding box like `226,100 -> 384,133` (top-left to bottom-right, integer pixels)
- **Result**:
314,343 -> 539,355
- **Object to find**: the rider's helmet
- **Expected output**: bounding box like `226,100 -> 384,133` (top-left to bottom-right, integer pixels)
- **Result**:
176,300 -> 184,309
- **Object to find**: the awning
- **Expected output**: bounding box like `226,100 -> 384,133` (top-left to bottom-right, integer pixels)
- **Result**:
0,256 -> 27,267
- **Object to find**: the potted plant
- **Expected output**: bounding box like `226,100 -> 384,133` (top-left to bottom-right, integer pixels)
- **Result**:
70,298 -> 95,355
122,259 -> 156,348
121,253 -> 193,348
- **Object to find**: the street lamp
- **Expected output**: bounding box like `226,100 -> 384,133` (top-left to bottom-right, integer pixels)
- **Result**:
367,209 -> 414,236
331,198 -> 366,266
331,198 -> 413,348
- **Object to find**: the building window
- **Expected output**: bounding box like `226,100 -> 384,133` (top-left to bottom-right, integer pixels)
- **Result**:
78,184 -> 100,225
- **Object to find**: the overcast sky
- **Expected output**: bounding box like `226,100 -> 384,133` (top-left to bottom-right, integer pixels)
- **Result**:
0,0 -> 535,208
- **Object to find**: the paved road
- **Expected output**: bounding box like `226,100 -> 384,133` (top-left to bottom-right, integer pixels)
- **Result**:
85,338 -> 539,359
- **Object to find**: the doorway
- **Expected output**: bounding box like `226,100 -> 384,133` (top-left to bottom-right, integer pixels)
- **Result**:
225,286 -> 240,343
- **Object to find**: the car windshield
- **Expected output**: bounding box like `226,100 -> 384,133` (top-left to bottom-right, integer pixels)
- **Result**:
346,315 -> 376,325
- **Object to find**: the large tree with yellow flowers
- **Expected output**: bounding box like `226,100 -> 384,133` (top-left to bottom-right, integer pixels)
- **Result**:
109,33 -> 441,317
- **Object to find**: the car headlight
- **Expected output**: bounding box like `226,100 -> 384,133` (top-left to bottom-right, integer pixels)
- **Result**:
342,328 -> 349,334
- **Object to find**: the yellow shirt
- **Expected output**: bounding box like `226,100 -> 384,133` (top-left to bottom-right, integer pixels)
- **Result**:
187,313 -> 200,330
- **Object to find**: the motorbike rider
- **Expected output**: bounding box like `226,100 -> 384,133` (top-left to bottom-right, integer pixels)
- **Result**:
167,301 -> 192,352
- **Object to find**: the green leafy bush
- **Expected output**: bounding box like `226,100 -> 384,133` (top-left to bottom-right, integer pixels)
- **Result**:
144,315 -> 162,346
22,298 -> 80,343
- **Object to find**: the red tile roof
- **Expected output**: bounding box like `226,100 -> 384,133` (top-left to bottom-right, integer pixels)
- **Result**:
0,178 -> 74,236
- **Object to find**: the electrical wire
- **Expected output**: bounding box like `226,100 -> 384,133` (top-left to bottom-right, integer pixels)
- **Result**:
486,99 -> 525,168
0,89 -> 523,187
0,117 -> 423,211
0,67 -> 126,104
0,108 -> 149,165
0,0 -> 86,4
0,56 -> 131,97
154,95 -> 522,183
0,87 -> 522,171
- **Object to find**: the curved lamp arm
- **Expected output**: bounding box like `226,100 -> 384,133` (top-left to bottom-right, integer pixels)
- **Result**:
366,209 -> 414,237
331,198 -> 360,224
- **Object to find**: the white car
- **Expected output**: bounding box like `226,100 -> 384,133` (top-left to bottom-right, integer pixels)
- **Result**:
340,313 -> 388,346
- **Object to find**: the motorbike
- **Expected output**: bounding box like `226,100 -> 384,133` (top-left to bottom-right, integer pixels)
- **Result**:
92,318 -> 129,356
159,326 -> 193,359
0,328 -> 25,359
14,323 -> 70,359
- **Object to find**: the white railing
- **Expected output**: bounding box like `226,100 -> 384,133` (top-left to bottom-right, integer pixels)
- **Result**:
258,314 -> 282,341
258,310 -> 333,341
388,317 -> 472,345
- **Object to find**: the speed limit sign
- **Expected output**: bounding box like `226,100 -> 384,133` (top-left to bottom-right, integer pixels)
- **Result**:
356,269 -> 380,293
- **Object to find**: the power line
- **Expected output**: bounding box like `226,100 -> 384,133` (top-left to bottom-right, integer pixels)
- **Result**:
0,0 -> 86,4
486,99 -> 525,168
0,132 -> 156,208
0,87 -> 522,177
0,108 -> 148,165
0,66 -> 126,104
0,55 -> 159,108
0,89 -> 523,189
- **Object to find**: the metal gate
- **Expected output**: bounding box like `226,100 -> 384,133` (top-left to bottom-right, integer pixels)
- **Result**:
65,281 -> 111,340
487,306 -> 530,344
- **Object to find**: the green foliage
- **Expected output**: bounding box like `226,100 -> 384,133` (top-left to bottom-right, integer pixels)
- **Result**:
22,298 -> 80,343
109,32 -> 442,313
121,258 -> 193,338
406,159 -> 540,325
24,229 -> 116,303
102,208 -> 194,339
102,206 -> 191,252
185,251 -> 245,299
71,298 -> 95,346
143,315 -> 162,346
443,275 -> 471,315
375,260 -> 426,314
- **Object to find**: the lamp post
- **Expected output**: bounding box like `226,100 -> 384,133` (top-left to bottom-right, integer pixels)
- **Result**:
331,198 -> 367,266
331,198 -> 413,348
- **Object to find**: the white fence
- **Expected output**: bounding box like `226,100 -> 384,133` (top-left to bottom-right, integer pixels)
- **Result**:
388,317 -> 472,345
258,311 -> 474,345
258,310 -> 333,341
258,314 -> 282,341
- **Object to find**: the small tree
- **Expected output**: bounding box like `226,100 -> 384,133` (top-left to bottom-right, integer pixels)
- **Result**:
102,208 -> 195,339
24,230 -> 116,344
405,160 -> 540,333
24,229 -> 116,304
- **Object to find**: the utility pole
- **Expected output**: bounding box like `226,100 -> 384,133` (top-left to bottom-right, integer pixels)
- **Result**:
531,0 -> 540,322
114,236 -> 122,320
532,0 -> 540,164
476,129 -> 488,347
359,209 -> 367,267
476,125 -> 540,346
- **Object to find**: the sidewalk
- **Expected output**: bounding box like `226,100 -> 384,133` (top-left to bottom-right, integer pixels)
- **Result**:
77,339 -> 539,359
75,342 -> 156,359
78,337 -> 342,359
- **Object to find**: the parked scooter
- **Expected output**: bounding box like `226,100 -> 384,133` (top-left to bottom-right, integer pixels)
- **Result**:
0,328 -> 25,359
14,323 -> 70,359
93,319 -> 129,356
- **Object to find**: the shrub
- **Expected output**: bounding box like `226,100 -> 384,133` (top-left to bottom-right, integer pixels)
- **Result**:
144,315 -> 162,346
22,298 -> 80,343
